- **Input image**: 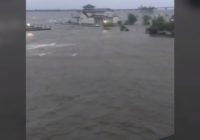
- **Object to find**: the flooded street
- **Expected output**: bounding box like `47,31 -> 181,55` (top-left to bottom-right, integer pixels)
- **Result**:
27,12 -> 174,140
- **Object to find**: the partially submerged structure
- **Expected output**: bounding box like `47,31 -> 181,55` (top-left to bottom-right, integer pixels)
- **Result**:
26,23 -> 51,31
169,15 -> 174,22
78,4 -> 120,26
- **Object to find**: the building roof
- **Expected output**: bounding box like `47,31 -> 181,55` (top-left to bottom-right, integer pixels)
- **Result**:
81,5 -> 115,18
82,11 -> 113,18
82,4 -> 113,12
82,11 -> 90,17
92,15 -> 111,18
83,4 -> 95,9
83,8 -> 113,13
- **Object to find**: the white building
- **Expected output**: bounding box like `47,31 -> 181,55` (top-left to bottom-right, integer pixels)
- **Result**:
78,4 -> 120,25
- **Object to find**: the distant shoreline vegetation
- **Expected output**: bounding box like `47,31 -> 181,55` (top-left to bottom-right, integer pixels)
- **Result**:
138,6 -> 155,13
26,7 -> 174,12
26,9 -> 82,12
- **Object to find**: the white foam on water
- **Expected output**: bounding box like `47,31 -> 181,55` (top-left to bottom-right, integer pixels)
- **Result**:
26,32 -> 35,39
48,19 -> 57,23
38,53 -> 47,56
71,53 -> 78,57
37,51 -> 53,57
27,42 -> 57,50
30,16 -> 37,19
56,43 -> 78,48
27,43 -> 78,50
102,30 -> 108,33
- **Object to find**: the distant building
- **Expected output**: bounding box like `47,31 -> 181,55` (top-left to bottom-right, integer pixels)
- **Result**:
78,4 -> 120,25
83,4 -> 96,10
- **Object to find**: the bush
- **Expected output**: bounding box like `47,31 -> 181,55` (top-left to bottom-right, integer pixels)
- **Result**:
120,25 -> 129,31
103,21 -> 114,27
102,21 -> 114,30
164,22 -> 174,33
151,16 -> 166,30
143,15 -> 151,25
146,16 -> 174,36
146,27 -> 158,34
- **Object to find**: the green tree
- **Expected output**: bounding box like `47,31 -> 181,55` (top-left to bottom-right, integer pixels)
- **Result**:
164,21 -> 174,35
151,16 -> 166,31
117,20 -> 122,25
143,15 -> 151,25
146,16 -> 174,36
127,13 -> 137,25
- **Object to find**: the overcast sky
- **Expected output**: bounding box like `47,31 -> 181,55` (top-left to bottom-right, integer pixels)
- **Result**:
27,0 -> 174,10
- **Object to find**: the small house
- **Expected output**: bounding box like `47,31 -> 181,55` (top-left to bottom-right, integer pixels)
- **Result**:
78,4 -> 120,25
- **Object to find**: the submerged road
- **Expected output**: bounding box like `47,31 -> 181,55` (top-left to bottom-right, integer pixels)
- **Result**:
27,25 -> 174,140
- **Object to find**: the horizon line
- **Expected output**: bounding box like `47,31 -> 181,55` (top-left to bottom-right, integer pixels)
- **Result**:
26,6 -> 174,11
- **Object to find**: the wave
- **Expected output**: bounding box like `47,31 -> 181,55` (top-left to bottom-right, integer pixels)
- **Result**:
27,42 -> 78,50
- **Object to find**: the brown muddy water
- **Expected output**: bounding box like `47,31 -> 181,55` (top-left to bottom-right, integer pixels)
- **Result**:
26,12 -> 174,140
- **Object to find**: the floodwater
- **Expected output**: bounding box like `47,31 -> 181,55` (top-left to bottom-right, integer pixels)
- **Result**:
26,12 -> 174,140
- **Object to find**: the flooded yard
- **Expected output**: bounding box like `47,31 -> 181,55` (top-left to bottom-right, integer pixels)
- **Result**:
27,12 -> 174,140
